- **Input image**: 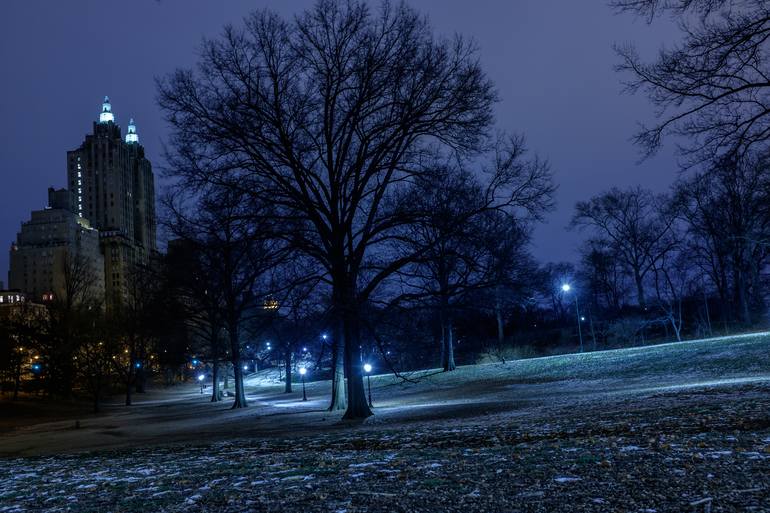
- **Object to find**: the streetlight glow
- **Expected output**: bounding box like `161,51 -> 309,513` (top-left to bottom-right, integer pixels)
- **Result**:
197,374 -> 205,381
299,367 -> 308,401
560,283 -> 584,352
363,363 -> 374,407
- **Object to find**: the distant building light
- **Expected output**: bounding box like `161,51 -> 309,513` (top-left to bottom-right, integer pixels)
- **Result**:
125,118 -> 139,144
99,96 -> 114,123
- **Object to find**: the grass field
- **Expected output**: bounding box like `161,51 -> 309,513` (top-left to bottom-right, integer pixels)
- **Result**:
1,333 -> 770,511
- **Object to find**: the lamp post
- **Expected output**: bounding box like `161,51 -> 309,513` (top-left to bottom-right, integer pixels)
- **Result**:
363,363 -> 373,408
561,283 -> 584,353
198,374 -> 205,394
299,367 -> 307,401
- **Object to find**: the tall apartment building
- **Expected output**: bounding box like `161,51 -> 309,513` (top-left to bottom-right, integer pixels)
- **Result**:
65,97 -> 157,305
8,97 -> 157,308
8,188 -> 104,303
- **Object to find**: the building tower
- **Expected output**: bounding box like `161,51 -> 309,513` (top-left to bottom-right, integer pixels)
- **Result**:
65,97 -> 157,306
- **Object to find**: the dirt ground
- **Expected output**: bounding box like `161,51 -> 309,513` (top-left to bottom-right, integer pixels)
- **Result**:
1,335 -> 770,511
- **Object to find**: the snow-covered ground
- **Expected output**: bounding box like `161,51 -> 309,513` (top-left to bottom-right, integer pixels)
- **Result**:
1,333 -> 770,511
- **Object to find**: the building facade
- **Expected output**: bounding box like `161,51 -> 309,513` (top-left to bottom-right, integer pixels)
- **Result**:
8,188 -> 104,303
65,97 -> 157,305
8,97 -> 157,308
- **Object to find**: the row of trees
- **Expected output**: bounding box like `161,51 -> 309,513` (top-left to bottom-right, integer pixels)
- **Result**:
564,152 -> 770,345
0,252 -> 178,411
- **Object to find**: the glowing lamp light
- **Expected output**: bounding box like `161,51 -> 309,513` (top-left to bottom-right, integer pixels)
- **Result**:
561,283 -> 571,292
31,363 -> 42,372
135,362 -> 142,369
192,359 -> 199,365
243,365 -> 248,371
322,334 -> 328,340
363,363 -> 372,374
299,367 -> 307,376
197,374 -> 205,381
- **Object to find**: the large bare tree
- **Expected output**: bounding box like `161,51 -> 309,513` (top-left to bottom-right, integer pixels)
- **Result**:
613,0 -> 770,164
158,0 -> 498,419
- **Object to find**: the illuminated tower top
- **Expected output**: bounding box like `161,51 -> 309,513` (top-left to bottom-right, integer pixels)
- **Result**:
99,96 -> 114,123
126,118 -> 139,144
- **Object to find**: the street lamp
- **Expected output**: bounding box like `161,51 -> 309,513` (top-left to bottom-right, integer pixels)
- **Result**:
363,363 -> 373,408
299,367 -> 307,401
561,283 -> 584,353
197,374 -> 205,394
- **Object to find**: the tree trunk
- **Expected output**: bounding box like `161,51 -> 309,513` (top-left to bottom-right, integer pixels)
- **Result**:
228,324 -> 247,408
125,375 -> 132,406
736,268 -> 751,325
342,310 -> 372,420
495,293 -> 505,347
231,360 -> 247,408
210,359 -> 221,402
284,351 -> 292,393
328,317 -> 347,411
703,287 -> 713,336
442,319 -> 456,372
634,271 -> 646,310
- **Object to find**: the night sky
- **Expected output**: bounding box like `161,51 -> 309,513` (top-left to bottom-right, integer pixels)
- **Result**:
0,1 -> 679,284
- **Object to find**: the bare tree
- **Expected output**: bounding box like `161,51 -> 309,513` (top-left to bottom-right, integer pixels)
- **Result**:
110,261 -> 166,406
42,250 -> 101,398
613,0 -> 770,164
166,186 -> 285,408
579,240 -> 629,314
571,187 -> 676,309
672,154 -> 770,326
479,215 -> 541,352
165,232 -> 229,402
158,0 -> 500,419
650,246 -> 690,342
